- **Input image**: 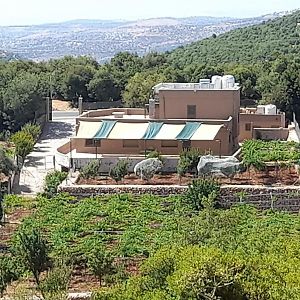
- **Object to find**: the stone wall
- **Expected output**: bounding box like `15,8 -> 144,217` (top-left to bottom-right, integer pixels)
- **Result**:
59,183 -> 300,212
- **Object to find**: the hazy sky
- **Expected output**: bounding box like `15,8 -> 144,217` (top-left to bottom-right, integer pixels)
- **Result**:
2,0 -> 300,26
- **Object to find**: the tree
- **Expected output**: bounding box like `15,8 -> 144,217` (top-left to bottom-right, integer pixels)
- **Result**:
88,68 -> 120,101
10,131 -> 34,167
13,229 -> 49,288
123,71 -> 167,108
21,123 -> 41,142
87,246 -> 116,286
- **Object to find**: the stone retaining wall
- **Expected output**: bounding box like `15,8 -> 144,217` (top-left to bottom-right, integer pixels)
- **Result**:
59,183 -> 300,212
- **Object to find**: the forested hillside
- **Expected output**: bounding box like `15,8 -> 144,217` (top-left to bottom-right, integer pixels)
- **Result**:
168,10 -> 300,66
0,10 -> 300,137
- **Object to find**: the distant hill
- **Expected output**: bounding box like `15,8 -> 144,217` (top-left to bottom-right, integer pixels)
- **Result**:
168,10 -> 300,66
0,49 -> 21,61
0,12 -> 288,62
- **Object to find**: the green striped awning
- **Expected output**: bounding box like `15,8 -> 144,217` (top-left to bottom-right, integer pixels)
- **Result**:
93,120 -> 117,140
142,122 -> 164,139
176,122 -> 201,141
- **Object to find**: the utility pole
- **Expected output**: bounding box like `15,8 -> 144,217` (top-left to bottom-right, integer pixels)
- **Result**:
46,97 -> 50,123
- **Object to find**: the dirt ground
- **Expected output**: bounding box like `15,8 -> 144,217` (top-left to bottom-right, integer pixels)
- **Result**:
52,99 -> 74,111
78,167 -> 300,186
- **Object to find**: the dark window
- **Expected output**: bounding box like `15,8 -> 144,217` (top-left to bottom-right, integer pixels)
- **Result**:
123,140 -> 139,148
85,139 -> 101,147
182,140 -> 191,149
161,140 -> 178,148
245,123 -> 251,131
187,105 -> 196,119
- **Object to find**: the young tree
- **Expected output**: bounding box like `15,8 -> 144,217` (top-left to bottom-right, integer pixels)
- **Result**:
87,246 -> 116,286
10,131 -> 34,167
110,159 -> 129,183
13,229 -> 49,288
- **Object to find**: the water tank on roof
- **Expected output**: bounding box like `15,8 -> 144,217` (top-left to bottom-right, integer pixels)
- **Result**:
211,75 -> 222,89
256,105 -> 265,115
265,104 -> 277,115
199,78 -> 210,89
222,75 -> 235,89
149,98 -> 155,118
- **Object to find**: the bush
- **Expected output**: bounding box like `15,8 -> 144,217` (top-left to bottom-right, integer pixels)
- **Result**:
10,131 -> 35,167
183,178 -> 220,211
0,256 -> 19,297
80,159 -> 102,179
44,171 -> 68,197
110,159 -> 129,183
177,148 -> 202,177
21,123 -> 41,142
0,148 -> 16,176
146,150 -> 164,163
40,260 -> 72,300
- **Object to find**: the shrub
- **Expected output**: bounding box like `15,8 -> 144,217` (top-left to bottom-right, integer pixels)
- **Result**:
0,256 -> 19,297
40,260 -> 72,300
87,246 -> 116,286
110,159 -> 129,183
13,229 -> 49,287
146,150 -> 164,163
10,131 -> 34,167
44,171 -> 68,197
21,123 -> 41,142
0,148 -> 16,176
177,148 -> 202,177
183,178 -> 220,211
80,159 -> 102,179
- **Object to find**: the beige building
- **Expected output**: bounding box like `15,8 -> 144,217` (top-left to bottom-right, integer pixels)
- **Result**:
56,75 -> 288,170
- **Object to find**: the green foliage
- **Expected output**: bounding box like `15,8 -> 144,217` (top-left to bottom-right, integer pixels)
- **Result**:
177,148 -> 202,176
146,150 -> 164,163
184,178 -> 220,211
0,148 -> 15,176
80,159 -> 102,179
0,256 -> 19,297
21,123 -> 41,142
10,131 -> 34,165
39,260 -> 72,300
87,245 -> 116,286
13,228 -> 49,286
110,159 -> 129,183
44,170 -> 68,197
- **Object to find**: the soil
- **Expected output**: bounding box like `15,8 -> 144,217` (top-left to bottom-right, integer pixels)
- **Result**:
52,99 -> 74,111
77,166 -> 300,186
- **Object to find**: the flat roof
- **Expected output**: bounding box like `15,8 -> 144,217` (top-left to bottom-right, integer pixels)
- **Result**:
153,83 -> 240,92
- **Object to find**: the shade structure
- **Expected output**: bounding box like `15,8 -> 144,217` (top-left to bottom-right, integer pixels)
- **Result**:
94,120 -> 116,140
76,121 -> 102,138
153,124 -> 186,140
107,122 -> 149,139
190,124 -> 223,141
176,122 -> 201,140
142,122 -> 164,139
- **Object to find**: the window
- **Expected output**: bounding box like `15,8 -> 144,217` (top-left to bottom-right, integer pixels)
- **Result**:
161,140 -> 178,148
245,123 -> 251,131
85,139 -> 101,147
187,105 -> 196,119
123,140 -> 139,148
182,140 -> 191,149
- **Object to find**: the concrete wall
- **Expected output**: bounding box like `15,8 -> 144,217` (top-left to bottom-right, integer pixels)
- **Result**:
82,100 -> 122,111
253,128 -> 289,141
156,89 -> 240,151
239,113 -> 286,141
72,156 -> 179,173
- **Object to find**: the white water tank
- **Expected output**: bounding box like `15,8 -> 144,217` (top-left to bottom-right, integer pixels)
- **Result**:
265,104 -> 277,115
199,78 -> 211,89
222,75 -> 235,89
149,98 -> 155,118
211,75 -> 222,89
256,105 -> 265,115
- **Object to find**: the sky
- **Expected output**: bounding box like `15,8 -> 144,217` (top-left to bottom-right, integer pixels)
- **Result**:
1,0 -> 300,26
